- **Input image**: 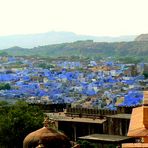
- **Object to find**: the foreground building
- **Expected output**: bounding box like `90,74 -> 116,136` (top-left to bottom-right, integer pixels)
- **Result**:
46,105 -> 136,147
122,91 -> 148,147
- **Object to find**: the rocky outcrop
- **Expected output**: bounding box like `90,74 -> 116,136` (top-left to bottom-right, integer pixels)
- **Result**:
135,34 -> 148,41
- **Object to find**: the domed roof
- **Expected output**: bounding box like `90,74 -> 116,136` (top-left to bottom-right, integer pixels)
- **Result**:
23,117 -> 71,148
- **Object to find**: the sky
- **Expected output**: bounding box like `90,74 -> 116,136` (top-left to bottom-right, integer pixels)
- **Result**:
0,0 -> 148,36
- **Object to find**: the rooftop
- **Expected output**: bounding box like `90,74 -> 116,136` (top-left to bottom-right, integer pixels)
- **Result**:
45,112 -> 106,124
127,91 -> 148,137
79,134 -> 131,142
106,113 -> 131,119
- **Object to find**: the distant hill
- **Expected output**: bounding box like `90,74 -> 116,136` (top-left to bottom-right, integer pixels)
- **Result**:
135,34 -> 148,41
0,31 -> 136,49
4,40 -> 148,62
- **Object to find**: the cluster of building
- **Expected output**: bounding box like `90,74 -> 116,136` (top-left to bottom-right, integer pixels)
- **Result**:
1,56 -> 148,147
0,56 -> 147,110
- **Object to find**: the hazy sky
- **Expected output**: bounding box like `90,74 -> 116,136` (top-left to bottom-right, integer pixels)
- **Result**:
0,0 -> 148,36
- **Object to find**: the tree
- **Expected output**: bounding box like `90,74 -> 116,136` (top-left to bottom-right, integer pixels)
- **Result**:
0,83 -> 11,90
143,71 -> 148,79
0,101 -> 44,148
38,63 -> 54,69
117,56 -> 142,64
0,100 -> 9,106
0,51 -> 8,56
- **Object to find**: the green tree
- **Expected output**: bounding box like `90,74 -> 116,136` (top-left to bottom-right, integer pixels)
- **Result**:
143,71 -> 148,79
0,51 -> 8,56
77,140 -> 95,148
38,63 -> 54,69
0,83 -> 11,90
0,101 -> 44,148
0,100 -> 9,106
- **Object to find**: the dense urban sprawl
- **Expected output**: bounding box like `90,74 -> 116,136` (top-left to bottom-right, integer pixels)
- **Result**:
0,56 -> 147,110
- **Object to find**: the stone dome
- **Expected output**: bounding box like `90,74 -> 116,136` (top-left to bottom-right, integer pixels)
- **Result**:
23,117 -> 71,148
23,127 -> 71,148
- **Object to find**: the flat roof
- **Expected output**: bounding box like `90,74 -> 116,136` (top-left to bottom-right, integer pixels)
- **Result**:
106,114 -> 131,119
45,112 -> 106,124
55,117 -> 106,124
79,134 -> 131,142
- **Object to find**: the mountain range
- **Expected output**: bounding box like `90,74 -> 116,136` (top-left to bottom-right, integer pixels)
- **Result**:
0,31 -> 136,49
2,39 -> 148,62
0,32 -> 148,62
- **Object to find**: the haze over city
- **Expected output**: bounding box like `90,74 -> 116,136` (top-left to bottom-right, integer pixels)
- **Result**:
0,0 -> 148,37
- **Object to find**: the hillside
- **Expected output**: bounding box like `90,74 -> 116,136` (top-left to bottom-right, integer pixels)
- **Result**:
0,31 -> 136,49
135,34 -> 148,41
4,40 -> 148,61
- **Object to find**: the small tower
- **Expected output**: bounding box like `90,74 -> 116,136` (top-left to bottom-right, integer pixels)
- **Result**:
122,91 -> 148,147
